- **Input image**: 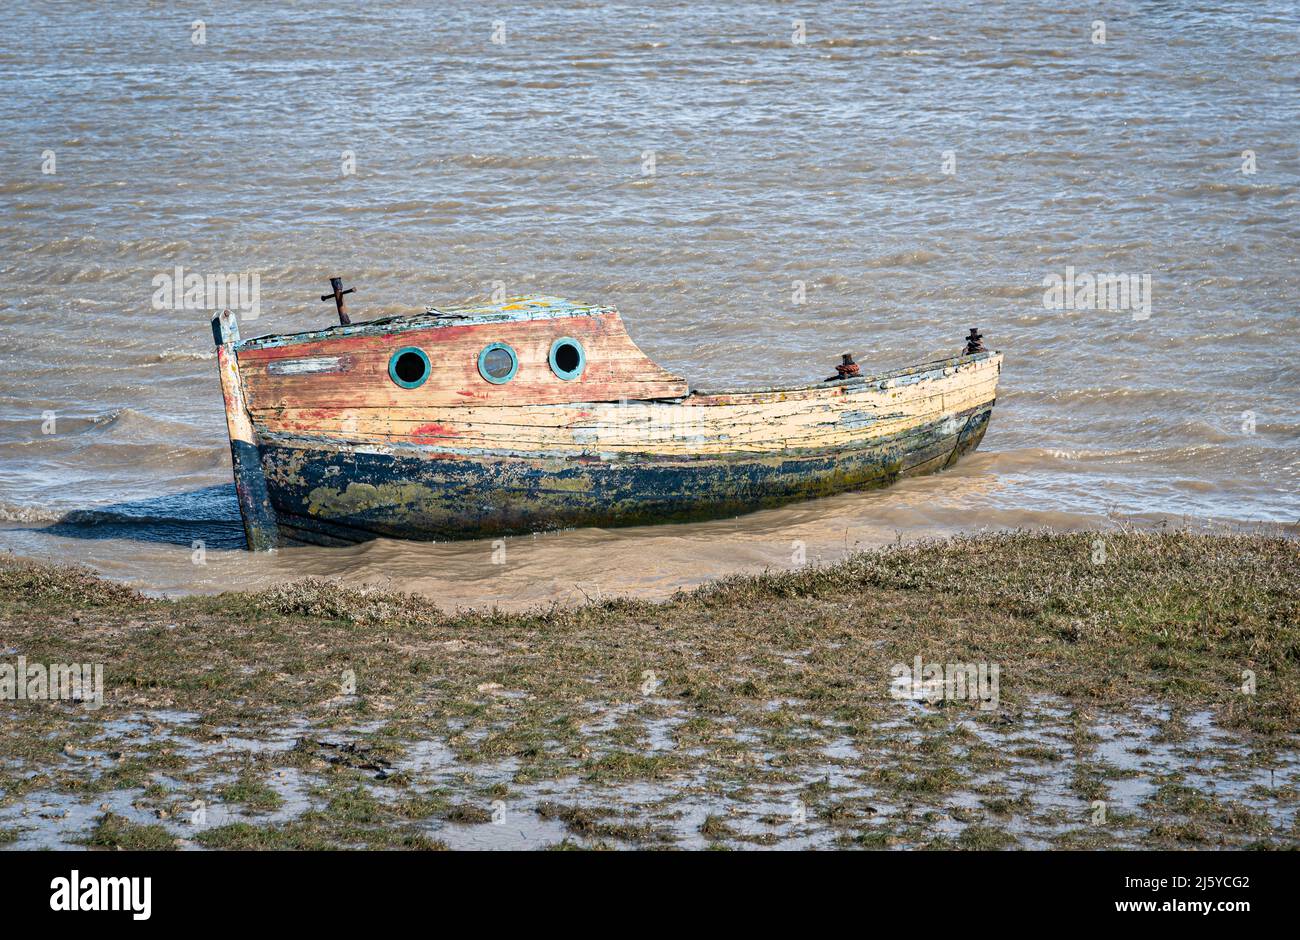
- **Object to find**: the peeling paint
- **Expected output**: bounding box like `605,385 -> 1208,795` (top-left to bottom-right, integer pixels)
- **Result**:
216,300 -> 1002,548
261,408 -> 993,544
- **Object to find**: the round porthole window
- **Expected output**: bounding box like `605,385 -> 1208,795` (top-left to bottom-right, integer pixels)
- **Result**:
477,342 -> 518,384
389,347 -> 431,389
548,337 -> 586,381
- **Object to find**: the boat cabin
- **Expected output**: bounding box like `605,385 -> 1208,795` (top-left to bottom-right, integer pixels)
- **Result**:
232,296 -> 690,412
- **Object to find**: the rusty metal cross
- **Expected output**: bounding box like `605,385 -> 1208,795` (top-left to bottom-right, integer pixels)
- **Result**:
321,276 -> 355,325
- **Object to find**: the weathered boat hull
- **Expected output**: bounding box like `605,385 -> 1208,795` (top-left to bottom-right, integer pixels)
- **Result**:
211,297 -> 1002,549
255,404 -> 992,545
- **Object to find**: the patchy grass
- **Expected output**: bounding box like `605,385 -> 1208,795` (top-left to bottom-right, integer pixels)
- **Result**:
83,813 -> 176,851
444,803 -> 493,824
218,774 -> 284,812
0,559 -> 142,610
700,814 -> 737,841
536,801 -> 675,845
1,530 -> 1296,850
957,825 -> 1018,851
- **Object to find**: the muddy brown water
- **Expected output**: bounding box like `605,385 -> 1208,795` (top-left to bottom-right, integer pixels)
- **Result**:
0,3 -> 1296,605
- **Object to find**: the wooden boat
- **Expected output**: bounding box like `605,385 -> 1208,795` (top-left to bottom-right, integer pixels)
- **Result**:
212,292 -> 1001,549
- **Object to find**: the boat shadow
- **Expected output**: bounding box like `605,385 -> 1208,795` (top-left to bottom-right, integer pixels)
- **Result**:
27,485 -> 248,550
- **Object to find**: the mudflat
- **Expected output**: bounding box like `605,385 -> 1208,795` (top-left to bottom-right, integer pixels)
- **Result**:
1,529 -> 1295,850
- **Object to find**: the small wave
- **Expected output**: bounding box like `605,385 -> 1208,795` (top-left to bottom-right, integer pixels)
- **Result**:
866,250 -> 942,269
0,485 -> 240,527
1175,182 -> 1279,198
77,408 -> 141,434
0,503 -> 65,524
977,447 -> 1126,472
1014,387 -> 1195,407
0,180 -> 51,195
55,508 -> 237,527
980,283 -> 1043,300
710,37 -> 895,51
0,500 -> 216,527
29,407 -> 203,440
22,235 -> 104,257
445,153 -> 591,170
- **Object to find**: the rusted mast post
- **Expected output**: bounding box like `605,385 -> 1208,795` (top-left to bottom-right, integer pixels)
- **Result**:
321,277 -> 355,325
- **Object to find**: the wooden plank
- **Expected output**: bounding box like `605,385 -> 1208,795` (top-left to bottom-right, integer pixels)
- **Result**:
247,355 -> 1000,457
211,311 -> 279,551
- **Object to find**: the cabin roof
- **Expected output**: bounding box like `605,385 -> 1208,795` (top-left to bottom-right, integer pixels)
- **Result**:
238,295 -> 613,350
422,296 -> 610,321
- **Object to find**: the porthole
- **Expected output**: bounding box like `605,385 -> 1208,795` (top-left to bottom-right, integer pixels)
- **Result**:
388,347 -> 431,389
548,337 -> 586,381
477,342 -> 518,384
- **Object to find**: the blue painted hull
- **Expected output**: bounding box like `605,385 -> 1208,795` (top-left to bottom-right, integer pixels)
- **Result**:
256,405 -> 993,545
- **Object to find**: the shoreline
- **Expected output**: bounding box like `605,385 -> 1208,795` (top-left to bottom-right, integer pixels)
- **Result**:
1,510 -> 1296,612
1,529 -> 1297,850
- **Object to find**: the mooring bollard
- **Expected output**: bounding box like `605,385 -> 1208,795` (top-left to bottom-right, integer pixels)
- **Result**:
825,352 -> 861,382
